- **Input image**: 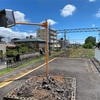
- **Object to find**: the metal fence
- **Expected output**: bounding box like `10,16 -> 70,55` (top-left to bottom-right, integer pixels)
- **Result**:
95,48 -> 100,62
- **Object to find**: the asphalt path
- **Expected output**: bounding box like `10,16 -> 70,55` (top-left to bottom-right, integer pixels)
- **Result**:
0,58 -> 100,100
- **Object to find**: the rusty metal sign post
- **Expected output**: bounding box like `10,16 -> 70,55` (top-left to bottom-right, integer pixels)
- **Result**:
16,20 -> 49,76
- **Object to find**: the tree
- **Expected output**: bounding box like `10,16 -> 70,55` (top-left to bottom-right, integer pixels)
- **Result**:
6,49 -> 17,57
16,44 -> 28,54
83,36 -> 96,49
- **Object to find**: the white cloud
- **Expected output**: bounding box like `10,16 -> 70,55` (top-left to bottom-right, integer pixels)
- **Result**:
95,9 -> 100,18
0,27 -> 36,41
89,0 -> 96,2
14,11 -> 28,22
47,19 -> 57,25
60,4 -> 76,17
41,19 -> 57,26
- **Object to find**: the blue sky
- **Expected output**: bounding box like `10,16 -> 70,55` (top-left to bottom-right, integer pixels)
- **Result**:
0,0 -> 100,44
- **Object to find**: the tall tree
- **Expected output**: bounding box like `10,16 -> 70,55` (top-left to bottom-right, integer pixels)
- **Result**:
83,36 -> 96,49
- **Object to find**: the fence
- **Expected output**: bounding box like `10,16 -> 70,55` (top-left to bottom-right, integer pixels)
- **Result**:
95,48 -> 100,62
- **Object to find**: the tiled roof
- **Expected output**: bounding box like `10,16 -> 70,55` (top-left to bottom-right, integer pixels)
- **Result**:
6,43 -> 16,47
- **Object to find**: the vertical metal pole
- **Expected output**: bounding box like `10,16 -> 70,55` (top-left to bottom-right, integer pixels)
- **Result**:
64,30 -> 66,50
64,30 -> 66,57
45,20 -> 49,76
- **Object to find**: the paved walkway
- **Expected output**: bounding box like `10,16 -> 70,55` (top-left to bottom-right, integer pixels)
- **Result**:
48,58 -> 100,100
0,58 -> 100,100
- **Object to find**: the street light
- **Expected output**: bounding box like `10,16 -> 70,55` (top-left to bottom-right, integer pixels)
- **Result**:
0,9 -> 49,76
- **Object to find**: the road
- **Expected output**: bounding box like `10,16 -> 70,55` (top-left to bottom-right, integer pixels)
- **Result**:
0,58 -> 100,100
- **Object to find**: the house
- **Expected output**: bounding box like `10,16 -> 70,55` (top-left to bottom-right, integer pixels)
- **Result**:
13,36 -> 47,51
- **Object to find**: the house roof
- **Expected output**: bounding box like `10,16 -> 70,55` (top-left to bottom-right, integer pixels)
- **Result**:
13,38 -> 46,43
0,36 -> 4,39
6,43 -> 16,48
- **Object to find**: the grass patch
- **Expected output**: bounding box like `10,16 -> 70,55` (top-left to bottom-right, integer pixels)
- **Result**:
0,68 -> 13,75
67,47 -> 94,58
0,56 -> 45,75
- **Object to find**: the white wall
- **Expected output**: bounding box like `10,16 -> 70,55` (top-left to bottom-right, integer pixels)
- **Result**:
95,48 -> 100,62
0,43 -> 6,54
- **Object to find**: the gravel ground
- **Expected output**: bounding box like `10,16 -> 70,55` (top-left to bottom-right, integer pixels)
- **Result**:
4,75 -> 76,100
0,58 -> 100,100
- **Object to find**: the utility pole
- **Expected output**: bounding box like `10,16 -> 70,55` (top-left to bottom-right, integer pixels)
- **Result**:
64,29 -> 67,50
64,30 -> 67,57
57,29 -> 67,51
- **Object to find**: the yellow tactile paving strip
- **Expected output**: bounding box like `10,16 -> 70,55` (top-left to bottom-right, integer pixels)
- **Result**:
0,58 -> 56,88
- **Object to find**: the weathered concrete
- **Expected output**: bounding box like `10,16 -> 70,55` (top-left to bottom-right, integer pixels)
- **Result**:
0,58 -> 100,100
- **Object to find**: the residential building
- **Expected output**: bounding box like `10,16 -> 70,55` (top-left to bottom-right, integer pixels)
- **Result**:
13,36 -> 46,51
36,28 -> 59,50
